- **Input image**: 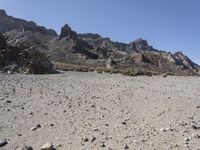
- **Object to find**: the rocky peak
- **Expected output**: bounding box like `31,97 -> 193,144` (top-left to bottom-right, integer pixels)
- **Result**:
0,10 -> 57,36
129,38 -> 152,51
59,24 -> 77,39
173,51 -> 199,70
0,9 -> 7,16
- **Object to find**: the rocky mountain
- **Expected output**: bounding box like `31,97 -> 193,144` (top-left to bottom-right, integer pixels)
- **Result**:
0,9 -> 199,75
0,9 -> 57,36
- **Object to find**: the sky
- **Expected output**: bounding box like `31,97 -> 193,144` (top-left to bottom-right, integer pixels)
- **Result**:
0,0 -> 200,64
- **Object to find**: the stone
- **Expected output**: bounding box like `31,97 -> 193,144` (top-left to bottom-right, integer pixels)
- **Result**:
83,138 -> 89,142
159,128 -> 166,132
22,146 -> 33,150
124,144 -> 129,149
192,125 -> 200,130
184,137 -> 191,143
0,138 -> 7,147
91,137 -> 96,142
30,124 -> 41,131
191,133 -> 200,139
101,143 -> 106,148
41,142 -> 53,150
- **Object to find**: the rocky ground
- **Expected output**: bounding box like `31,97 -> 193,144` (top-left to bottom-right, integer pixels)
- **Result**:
0,72 -> 200,150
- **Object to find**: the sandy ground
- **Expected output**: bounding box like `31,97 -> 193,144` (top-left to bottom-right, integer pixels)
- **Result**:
0,72 -> 200,150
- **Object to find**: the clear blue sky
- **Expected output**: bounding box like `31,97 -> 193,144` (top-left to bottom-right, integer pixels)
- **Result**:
1,0 -> 200,64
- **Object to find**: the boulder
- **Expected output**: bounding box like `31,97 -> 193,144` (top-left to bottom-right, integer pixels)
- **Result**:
0,138 -> 7,147
41,142 -> 53,150
0,31 -> 56,74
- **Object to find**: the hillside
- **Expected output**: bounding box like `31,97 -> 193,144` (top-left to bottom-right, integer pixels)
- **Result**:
0,9 -> 199,76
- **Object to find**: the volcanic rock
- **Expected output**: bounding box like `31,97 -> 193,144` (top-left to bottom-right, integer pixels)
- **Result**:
41,142 -> 53,150
59,24 -> 77,39
129,38 -> 152,51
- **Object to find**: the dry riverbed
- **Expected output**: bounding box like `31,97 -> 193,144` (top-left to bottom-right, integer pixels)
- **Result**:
0,72 -> 200,150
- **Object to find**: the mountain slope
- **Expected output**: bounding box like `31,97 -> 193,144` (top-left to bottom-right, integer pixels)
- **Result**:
0,9 -> 199,75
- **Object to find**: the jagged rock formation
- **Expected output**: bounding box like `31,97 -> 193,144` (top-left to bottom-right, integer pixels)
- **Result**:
59,24 -> 77,39
0,9 -> 57,36
48,24 -> 100,64
173,52 -> 200,71
0,33 -> 55,74
0,9 -> 199,75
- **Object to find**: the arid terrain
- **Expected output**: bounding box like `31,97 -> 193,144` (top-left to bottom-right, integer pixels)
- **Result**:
0,72 -> 200,150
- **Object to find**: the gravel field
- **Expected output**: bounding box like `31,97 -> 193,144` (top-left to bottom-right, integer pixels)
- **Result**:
0,72 -> 200,150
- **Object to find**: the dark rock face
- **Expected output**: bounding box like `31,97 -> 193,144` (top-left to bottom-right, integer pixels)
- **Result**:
59,24 -> 77,39
0,32 -> 55,74
0,9 -> 199,75
0,10 -> 7,16
79,33 -> 127,52
173,52 -> 200,71
0,33 -> 6,49
49,26 -> 100,63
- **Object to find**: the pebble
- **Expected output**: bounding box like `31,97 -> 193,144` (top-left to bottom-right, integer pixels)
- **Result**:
159,128 -> 166,132
91,136 -> 96,142
191,133 -> 200,139
22,146 -> 33,150
83,138 -> 89,142
196,105 -> 200,108
192,125 -> 200,130
6,100 -> 11,103
101,142 -> 106,147
0,138 -> 7,147
30,124 -> 41,131
41,142 -> 53,150
184,137 -> 191,142
124,144 -> 129,149
166,127 -> 174,131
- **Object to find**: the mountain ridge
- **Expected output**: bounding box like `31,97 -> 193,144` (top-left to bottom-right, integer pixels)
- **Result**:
0,9 -> 199,76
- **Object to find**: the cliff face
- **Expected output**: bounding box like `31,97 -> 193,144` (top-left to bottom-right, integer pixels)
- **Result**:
0,9 -> 199,75
0,32 -> 55,74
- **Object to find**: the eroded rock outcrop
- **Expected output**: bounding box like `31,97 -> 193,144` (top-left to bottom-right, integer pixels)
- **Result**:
0,9 -> 57,36
0,32 -> 55,74
131,52 -> 149,63
0,10 -> 199,76
129,38 -> 152,51
59,24 -> 77,39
